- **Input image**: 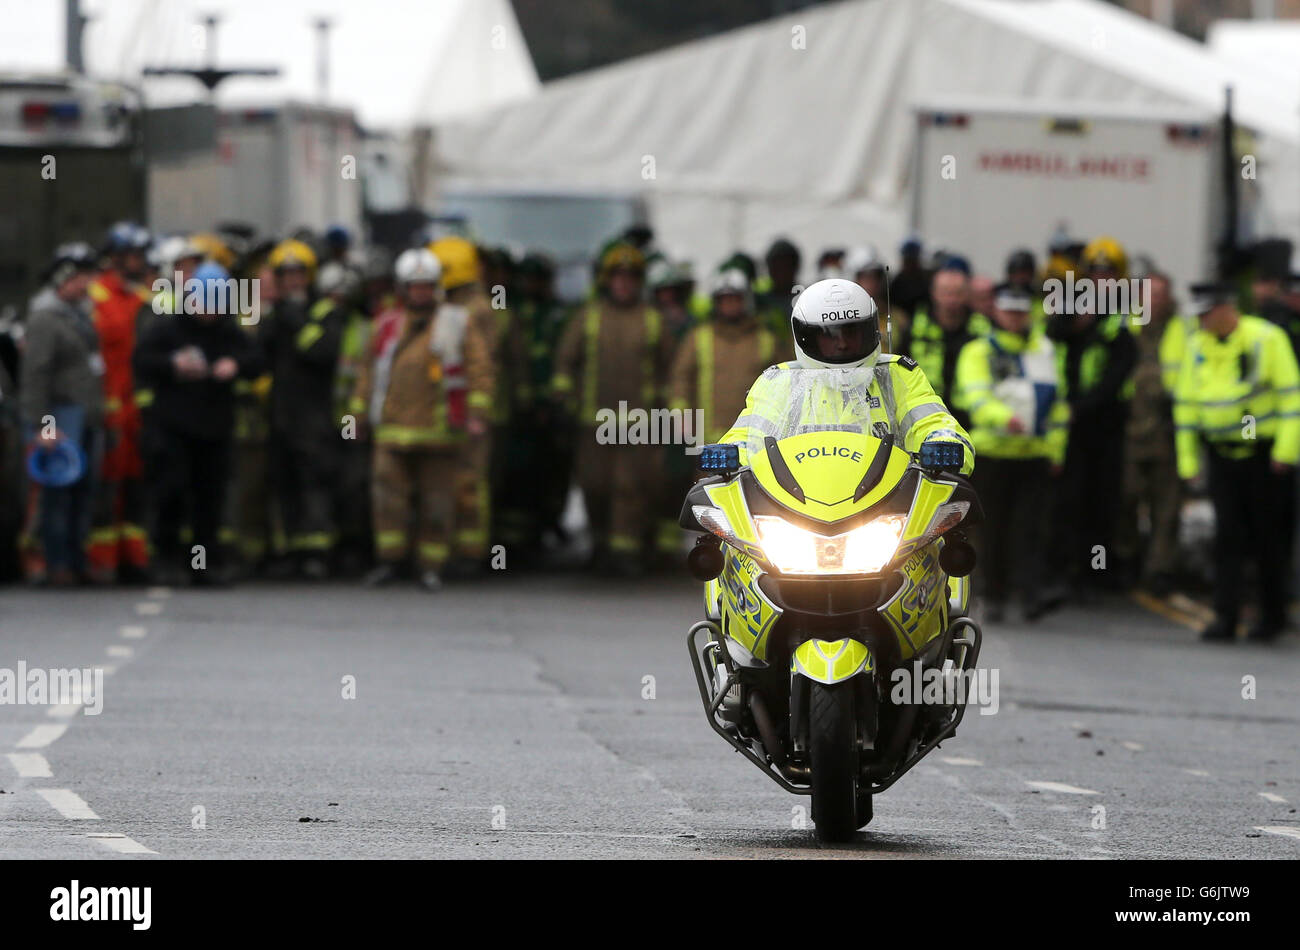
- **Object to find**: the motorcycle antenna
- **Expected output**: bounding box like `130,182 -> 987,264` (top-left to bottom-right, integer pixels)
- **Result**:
884,265 -> 893,353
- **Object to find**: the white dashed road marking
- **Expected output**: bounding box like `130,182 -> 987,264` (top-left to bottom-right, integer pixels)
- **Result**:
47,703 -> 82,719
6,753 -> 53,778
85,833 -> 156,855
146,587 -> 171,599
135,602 -> 163,616
1259,792 -> 1288,804
17,724 -> 68,748
1256,826 -> 1300,841
36,789 -> 100,820
106,645 -> 134,658
120,625 -> 148,639
940,756 -> 983,766
1121,741 -> 1143,751
1025,780 -> 1100,795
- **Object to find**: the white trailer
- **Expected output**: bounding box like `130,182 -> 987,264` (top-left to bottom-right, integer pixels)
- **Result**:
911,98 -> 1229,291
148,102 -> 363,238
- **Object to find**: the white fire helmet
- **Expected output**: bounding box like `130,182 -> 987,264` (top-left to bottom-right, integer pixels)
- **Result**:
790,278 -> 881,370
394,247 -> 442,288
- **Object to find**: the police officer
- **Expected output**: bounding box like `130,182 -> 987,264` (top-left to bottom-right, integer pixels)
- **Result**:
896,264 -> 991,422
954,285 -> 1068,621
1175,283 -> 1300,641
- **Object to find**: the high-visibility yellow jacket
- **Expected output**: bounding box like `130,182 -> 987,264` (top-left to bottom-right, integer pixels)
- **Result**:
1173,314 -> 1300,479
954,327 -> 1069,464
1158,312 -> 1195,394
898,308 -> 991,405
719,355 -> 974,476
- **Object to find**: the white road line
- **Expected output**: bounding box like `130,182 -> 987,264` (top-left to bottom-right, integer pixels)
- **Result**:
6,753 -> 53,777
47,703 -> 82,719
1259,792 -> 1288,804
146,587 -> 171,599
1256,826 -> 1300,841
1184,769 -> 1211,777
85,833 -> 156,855
17,724 -> 68,748
36,789 -> 99,820
106,645 -> 134,658
1025,780 -> 1100,795
99,664 -> 119,677
120,625 -> 147,639
135,602 -> 162,616
1121,741 -> 1144,751
940,756 -> 983,766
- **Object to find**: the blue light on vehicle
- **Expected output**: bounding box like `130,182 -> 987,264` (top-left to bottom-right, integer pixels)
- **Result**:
698,443 -> 740,473
919,440 -> 964,472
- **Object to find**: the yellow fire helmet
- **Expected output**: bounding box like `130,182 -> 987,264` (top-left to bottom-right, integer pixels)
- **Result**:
1081,236 -> 1128,279
189,232 -> 236,271
428,236 -> 481,291
268,238 -> 318,276
598,241 -> 646,281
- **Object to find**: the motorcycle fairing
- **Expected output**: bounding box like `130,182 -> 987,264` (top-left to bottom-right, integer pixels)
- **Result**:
790,638 -> 873,684
719,546 -> 783,663
879,544 -> 948,658
748,431 -> 912,524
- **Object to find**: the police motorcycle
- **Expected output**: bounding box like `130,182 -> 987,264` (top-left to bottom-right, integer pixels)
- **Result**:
681,428 -> 983,842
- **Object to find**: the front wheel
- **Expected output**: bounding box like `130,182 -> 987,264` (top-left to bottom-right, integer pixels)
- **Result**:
809,681 -> 859,842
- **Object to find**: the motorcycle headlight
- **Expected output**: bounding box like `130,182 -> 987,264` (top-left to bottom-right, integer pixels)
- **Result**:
753,514 -> 906,576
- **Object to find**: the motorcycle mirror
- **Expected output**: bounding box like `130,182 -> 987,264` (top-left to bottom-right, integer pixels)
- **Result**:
687,538 -> 724,581
939,539 -> 976,578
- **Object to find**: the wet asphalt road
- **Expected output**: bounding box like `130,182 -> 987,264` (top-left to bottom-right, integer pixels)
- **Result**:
2,575 -> 1298,859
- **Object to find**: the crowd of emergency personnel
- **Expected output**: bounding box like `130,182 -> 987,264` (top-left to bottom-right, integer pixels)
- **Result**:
3,220 -> 1299,640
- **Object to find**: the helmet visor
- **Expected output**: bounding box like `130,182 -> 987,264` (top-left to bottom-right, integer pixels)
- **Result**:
794,318 -> 878,365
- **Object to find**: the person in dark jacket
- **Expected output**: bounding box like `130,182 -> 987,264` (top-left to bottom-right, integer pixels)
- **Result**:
18,243 -> 104,586
133,263 -> 263,585
261,240 -> 343,578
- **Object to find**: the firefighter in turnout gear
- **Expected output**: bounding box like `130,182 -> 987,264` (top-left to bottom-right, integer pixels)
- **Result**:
87,222 -> 153,582
670,268 -> 789,444
897,265 -> 990,419
1175,283 -> 1300,642
429,237 -> 519,574
721,279 -> 974,480
261,239 -> 342,579
352,249 -> 494,592
954,285 -> 1068,621
552,242 -> 677,574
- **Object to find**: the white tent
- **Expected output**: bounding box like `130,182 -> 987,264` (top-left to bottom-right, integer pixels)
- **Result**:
436,0 -> 1300,277
0,0 -> 539,128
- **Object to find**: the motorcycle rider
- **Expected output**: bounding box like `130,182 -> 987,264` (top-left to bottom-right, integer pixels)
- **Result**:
720,279 -> 974,477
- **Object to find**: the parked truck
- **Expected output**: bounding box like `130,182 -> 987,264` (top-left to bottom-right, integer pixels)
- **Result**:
911,98 -> 1231,290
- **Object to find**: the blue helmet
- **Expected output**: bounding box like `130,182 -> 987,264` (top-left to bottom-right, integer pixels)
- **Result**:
325,225 -> 352,249
192,261 -> 233,313
104,221 -> 151,254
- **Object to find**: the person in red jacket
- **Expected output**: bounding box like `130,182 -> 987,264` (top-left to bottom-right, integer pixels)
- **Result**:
87,222 -> 153,583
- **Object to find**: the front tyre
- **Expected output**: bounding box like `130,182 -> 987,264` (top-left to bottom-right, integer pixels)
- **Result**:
809,681 -> 859,843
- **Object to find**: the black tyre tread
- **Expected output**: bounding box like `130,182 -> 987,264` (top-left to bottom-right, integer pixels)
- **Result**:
809,681 -> 858,842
